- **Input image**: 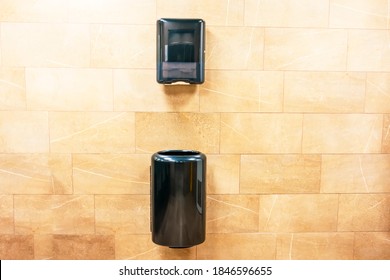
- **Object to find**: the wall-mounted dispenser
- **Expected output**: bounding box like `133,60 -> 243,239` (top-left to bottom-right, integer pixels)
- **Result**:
157,18 -> 205,84
151,150 -> 206,248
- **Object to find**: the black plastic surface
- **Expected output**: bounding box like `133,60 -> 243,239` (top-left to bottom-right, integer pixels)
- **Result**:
157,18 -> 205,84
151,150 -> 206,248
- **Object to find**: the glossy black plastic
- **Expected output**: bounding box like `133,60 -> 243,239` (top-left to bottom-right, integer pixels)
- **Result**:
157,18 -> 205,84
151,150 -> 206,248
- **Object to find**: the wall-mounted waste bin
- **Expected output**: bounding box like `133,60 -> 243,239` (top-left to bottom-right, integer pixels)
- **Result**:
151,150 -> 206,248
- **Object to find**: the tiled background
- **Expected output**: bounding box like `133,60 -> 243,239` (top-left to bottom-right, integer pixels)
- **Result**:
0,0 -> 389,260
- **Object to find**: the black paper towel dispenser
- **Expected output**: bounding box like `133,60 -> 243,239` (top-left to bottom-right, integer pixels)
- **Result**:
157,18 -> 205,84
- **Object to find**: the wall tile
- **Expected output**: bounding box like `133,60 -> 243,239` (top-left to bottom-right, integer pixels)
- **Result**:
90,24 -> 154,68
206,27 -> 264,70
14,195 -> 95,234
157,0 -> 244,26
135,113 -> 220,154
33,234 -> 53,260
200,70 -> 260,112
264,28 -> 348,71
284,72 -> 366,113
0,235 -> 34,259
56,235 -> 114,260
26,68 -> 113,111
34,234 -> 115,260
220,113 -> 302,153
207,155 -> 240,194
383,115 -> 390,153
276,233 -> 354,260
197,233 -> 276,259
338,194 -> 390,232
347,30 -> 390,72
245,0 -> 329,27
354,232 -> 390,260
0,67 -> 25,110
366,73 -> 390,113
302,114 -> 383,153
68,0 -> 155,24
0,0 -> 68,22
73,154 -> 150,194
200,70 -> 284,112
258,71 -> 284,112
0,195 -> 13,234
0,111 -> 49,153
259,194 -> 339,232
1,23 -> 89,67
0,154 -> 72,194
321,155 -> 390,193
114,69 -> 199,112
49,112 -> 135,153
330,0 -> 389,29
115,234 -> 196,260
95,195 -> 150,234
207,195 -> 259,233
240,155 -> 321,194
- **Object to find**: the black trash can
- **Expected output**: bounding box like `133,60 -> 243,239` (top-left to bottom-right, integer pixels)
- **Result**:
151,150 -> 206,248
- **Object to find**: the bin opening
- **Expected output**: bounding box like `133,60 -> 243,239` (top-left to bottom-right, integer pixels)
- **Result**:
157,150 -> 200,156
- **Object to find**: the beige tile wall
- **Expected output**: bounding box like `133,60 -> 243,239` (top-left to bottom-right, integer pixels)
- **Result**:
0,0 -> 389,260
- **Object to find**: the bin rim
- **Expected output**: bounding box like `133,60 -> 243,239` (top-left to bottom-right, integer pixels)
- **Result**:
152,149 -> 206,162
157,149 -> 201,156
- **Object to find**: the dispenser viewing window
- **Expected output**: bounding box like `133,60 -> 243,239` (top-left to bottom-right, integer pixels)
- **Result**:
157,18 -> 205,84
